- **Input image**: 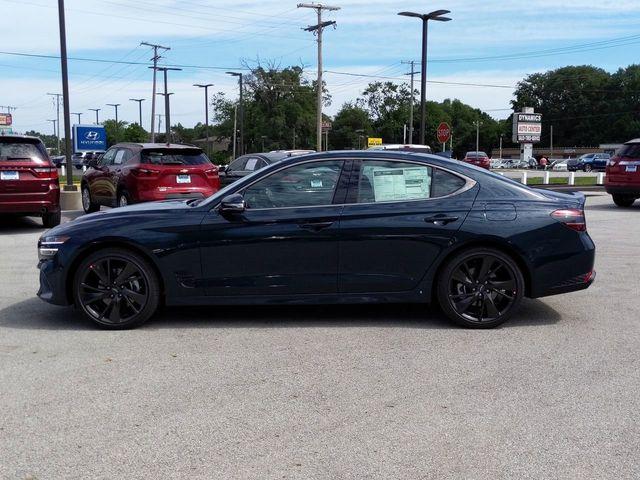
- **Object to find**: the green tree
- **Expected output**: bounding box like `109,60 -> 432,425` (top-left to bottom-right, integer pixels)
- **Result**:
102,119 -> 129,147
331,102 -> 371,149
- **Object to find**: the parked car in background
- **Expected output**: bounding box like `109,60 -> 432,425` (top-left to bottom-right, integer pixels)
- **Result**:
81,143 -> 219,212
568,153 -> 610,172
462,151 -> 490,169
551,159 -> 568,171
219,151 -> 307,186
605,138 -> 640,207
489,158 -> 504,169
51,155 -> 66,168
38,150 -> 595,329
367,144 -> 433,154
0,134 -> 60,227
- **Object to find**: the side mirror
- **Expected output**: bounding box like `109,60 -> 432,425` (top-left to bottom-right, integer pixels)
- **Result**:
219,165 -> 227,173
87,158 -> 99,168
219,193 -> 245,214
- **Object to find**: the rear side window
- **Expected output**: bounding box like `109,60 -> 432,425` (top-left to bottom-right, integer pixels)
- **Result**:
431,169 -> 467,197
141,149 -> 211,165
617,144 -> 640,159
0,141 -> 47,162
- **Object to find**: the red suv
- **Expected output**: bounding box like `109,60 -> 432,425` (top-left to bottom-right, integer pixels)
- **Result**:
605,139 -> 640,207
462,151 -> 491,169
81,143 -> 220,212
0,134 -> 60,227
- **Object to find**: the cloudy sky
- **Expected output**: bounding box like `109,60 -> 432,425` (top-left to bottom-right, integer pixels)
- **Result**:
2,0 -> 640,134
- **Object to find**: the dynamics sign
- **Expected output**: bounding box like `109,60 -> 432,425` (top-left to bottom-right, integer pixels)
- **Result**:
0,113 -> 12,126
512,112 -> 542,143
73,125 -> 107,152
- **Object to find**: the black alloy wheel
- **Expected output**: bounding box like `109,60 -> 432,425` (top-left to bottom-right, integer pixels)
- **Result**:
73,248 -> 159,329
612,194 -> 636,208
438,248 -> 524,328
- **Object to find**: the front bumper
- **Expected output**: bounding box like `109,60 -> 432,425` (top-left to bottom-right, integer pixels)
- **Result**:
37,258 -> 70,306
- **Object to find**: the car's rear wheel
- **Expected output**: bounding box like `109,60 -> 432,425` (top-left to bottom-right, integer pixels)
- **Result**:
73,248 -> 160,329
612,194 -> 636,207
437,248 -> 525,328
81,185 -> 100,213
584,164 -> 592,172
42,210 -> 61,228
118,190 -> 130,208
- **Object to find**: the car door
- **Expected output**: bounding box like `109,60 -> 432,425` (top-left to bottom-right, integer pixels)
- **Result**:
106,148 -> 131,205
199,159 -> 348,296
87,148 -> 116,203
338,159 -> 478,293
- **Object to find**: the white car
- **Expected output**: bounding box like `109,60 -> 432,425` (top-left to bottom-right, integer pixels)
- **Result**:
552,160 -> 568,171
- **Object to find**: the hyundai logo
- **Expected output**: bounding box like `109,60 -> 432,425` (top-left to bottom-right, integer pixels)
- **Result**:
84,131 -> 99,141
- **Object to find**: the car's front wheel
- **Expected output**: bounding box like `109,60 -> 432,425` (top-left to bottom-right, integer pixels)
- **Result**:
73,248 -> 160,329
118,190 -> 130,208
42,211 -> 61,228
437,248 -> 525,328
584,164 -> 592,172
612,194 -> 636,207
81,185 -> 100,213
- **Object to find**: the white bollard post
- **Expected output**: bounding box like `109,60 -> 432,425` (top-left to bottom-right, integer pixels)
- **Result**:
61,165 -> 66,177
597,172 -> 604,184
82,165 -> 87,173
543,171 -> 550,185
569,172 -> 575,186
497,172 -> 505,176
521,171 -> 528,185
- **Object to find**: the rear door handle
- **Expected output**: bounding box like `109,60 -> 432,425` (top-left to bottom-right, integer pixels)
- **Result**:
298,221 -> 334,232
424,214 -> 459,225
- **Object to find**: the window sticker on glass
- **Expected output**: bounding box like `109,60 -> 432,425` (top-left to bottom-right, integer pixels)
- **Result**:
113,150 -> 126,165
364,165 -> 431,202
310,179 -> 323,188
245,158 -> 259,171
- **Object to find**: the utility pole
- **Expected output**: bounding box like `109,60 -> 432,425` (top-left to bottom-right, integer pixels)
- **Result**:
398,10 -> 451,145
226,72 -> 244,157
550,125 -> 554,158
88,108 -> 100,124
292,126 -> 296,149
141,41 -> 170,142
193,83 -> 213,156
298,2 -> 340,152
474,120 -> 482,157
155,67 -> 181,143
107,103 -> 120,142
0,105 -> 17,114
71,112 -> 82,124
47,119 -> 57,140
47,93 -> 62,154
129,98 -> 145,128
155,114 -> 163,134
232,104 -> 237,159
402,60 -> 417,143
499,134 -> 503,159
54,0 -> 74,188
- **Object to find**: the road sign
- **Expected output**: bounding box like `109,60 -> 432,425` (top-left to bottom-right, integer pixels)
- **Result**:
367,137 -> 382,147
0,113 -> 12,126
512,111 -> 542,143
73,124 -> 107,153
436,122 -> 451,144
321,120 -> 332,131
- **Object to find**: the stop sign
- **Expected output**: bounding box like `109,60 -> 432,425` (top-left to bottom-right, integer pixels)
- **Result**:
437,122 -> 451,144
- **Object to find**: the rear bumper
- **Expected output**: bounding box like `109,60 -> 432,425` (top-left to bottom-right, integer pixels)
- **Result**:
136,187 -> 214,202
604,184 -> 640,196
0,189 -> 60,215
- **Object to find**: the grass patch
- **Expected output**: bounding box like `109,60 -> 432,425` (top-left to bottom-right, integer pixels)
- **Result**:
526,176 -> 598,186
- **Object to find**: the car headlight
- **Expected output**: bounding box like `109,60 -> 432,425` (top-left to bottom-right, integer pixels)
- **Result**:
38,235 -> 70,259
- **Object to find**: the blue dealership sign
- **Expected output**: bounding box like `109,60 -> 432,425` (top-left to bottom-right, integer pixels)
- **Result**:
73,124 -> 107,152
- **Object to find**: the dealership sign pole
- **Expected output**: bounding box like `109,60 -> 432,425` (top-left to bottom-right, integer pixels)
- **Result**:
512,107 -> 542,164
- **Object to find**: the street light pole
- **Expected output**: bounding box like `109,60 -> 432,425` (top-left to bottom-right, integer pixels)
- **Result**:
155,67 -> 181,143
141,42 -> 170,143
402,60 -> 416,143
298,3 -> 340,152
193,83 -> 213,155
107,103 -> 120,142
474,120 -> 482,157
71,112 -> 82,124
89,108 -> 100,124
129,98 -> 145,128
226,72 -> 244,156
398,10 -> 451,146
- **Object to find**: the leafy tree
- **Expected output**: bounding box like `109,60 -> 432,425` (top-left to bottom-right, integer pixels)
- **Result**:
331,102 -> 372,149
102,119 -> 130,147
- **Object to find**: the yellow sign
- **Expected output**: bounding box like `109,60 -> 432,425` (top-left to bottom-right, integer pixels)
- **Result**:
367,137 -> 382,147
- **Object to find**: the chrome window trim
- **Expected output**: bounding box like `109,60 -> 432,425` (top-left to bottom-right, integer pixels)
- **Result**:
212,157 -> 477,212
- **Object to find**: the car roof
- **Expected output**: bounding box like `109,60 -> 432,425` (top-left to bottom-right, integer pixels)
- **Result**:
237,151 -> 298,162
625,138 -> 640,144
0,134 -> 43,143
113,142 -> 202,150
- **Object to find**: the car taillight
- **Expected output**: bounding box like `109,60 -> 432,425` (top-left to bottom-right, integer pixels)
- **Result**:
131,167 -> 160,177
204,167 -> 219,178
33,167 -> 59,179
551,208 -> 586,232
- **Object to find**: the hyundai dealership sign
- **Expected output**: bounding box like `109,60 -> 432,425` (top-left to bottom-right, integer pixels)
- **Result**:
73,124 -> 107,153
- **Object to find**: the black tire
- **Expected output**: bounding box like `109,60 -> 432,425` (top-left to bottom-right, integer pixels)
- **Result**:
612,194 -> 636,208
117,190 -> 131,208
72,248 -> 160,329
584,164 -> 592,172
436,248 -> 525,329
42,210 -> 61,228
81,184 -> 100,213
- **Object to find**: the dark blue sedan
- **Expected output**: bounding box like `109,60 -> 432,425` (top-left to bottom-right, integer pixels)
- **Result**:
37,151 -> 595,329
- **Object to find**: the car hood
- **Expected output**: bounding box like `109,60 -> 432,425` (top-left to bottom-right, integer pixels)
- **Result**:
76,199 -> 193,223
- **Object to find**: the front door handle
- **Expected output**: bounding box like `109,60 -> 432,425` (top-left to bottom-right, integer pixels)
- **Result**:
424,214 -> 459,225
298,221 -> 334,232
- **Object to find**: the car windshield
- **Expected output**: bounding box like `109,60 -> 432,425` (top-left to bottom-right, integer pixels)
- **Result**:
617,143 -> 640,159
141,149 -> 211,165
466,152 -> 487,158
0,141 -> 47,161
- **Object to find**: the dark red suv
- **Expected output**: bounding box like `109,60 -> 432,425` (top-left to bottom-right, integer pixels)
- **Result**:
605,138 -> 640,207
462,151 -> 491,169
81,143 -> 220,212
0,134 -> 60,227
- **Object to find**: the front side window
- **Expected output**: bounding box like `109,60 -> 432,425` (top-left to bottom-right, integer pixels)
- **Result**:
100,148 -> 117,166
227,157 -> 247,172
244,157 -> 262,171
113,149 -> 126,165
244,160 -> 343,209
357,161 -> 432,203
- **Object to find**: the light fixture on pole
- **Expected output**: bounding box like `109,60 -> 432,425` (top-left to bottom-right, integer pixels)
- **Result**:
226,72 -> 244,157
154,67 -> 181,143
88,108 -> 100,124
398,9 -> 451,146
71,112 -> 82,124
193,83 -> 213,156
107,103 -> 121,142
129,98 -> 145,128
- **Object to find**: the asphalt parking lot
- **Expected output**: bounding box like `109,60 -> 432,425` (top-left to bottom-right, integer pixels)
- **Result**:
1,193 -> 639,479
